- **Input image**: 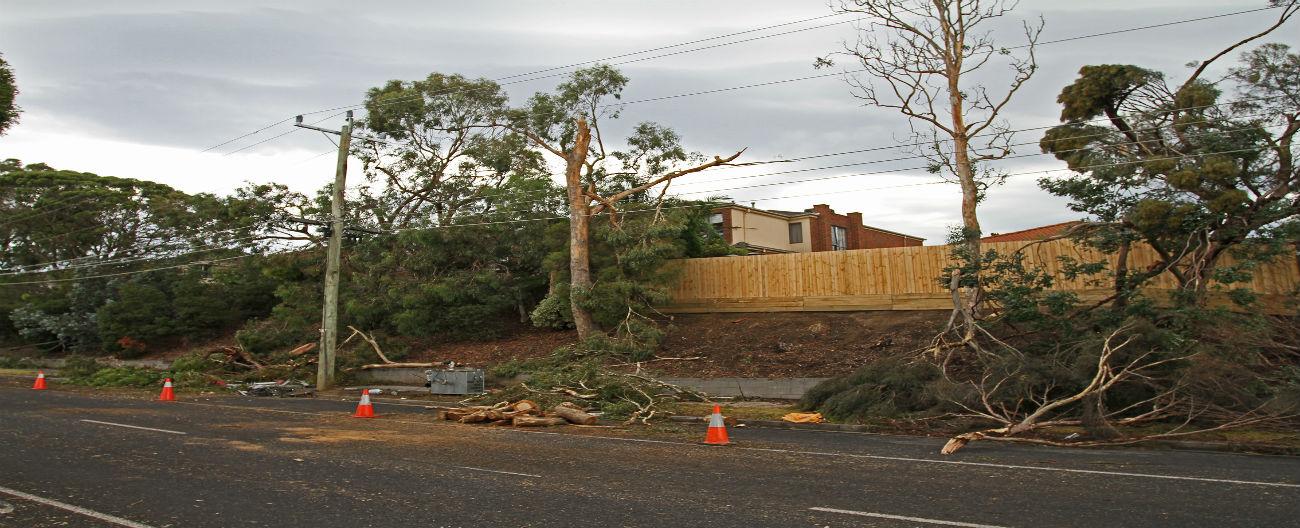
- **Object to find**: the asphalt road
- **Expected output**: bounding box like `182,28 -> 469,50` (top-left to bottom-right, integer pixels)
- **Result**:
1,384 -> 1298,528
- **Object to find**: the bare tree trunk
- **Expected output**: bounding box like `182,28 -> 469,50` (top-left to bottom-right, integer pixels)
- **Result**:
1080,392 -> 1121,440
948,56 -> 983,326
1113,240 -> 1130,310
565,118 -> 598,339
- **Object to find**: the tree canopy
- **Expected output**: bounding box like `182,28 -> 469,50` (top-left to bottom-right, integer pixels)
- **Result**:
0,53 -> 17,136
1040,43 -> 1299,298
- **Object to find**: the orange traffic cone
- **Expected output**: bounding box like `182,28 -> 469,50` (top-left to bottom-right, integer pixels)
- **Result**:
352,389 -> 377,418
158,378 -> 176,401
32,371 -> 47,390
704,404 -> 730,445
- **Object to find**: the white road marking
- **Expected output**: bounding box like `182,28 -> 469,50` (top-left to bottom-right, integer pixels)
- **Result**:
739,446 -> 1300,489
514,430 -> 1300,489
166,399 -> 1300,489
79,419 -> 186,435
810,507 -> 1008,528
453,466 -> 542,478
0,486 -> 156,528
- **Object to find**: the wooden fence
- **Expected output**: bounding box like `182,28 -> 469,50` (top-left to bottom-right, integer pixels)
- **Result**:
661,239 -> 1300,313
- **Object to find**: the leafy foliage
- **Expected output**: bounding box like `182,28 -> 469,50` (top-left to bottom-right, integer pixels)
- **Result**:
799,357 -> 943,422
1039,44 -> 1300,298
0,52 -> 17,136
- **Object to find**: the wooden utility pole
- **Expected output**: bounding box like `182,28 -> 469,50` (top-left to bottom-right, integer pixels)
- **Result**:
295,111 -> 353,390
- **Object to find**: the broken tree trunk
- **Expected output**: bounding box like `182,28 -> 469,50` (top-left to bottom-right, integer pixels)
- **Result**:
287,342 -> 317,357
512,416 -> 568,427
552,403 -> 598,425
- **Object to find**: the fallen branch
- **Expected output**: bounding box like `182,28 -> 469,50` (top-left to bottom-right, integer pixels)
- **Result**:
346,326 -> 394,364
357,362 -> 438,370
286,342 -> 316,357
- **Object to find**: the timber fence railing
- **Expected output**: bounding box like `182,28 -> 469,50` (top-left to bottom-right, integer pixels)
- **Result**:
661,239 -> 1300,313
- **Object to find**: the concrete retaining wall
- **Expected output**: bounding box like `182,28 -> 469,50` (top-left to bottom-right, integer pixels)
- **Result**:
354,368 -> 428,385
660,377 -> 829,400
354,368 -> 828,400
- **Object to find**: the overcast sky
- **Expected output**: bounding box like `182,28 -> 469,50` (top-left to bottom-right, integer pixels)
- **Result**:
1,0 -> 1295,242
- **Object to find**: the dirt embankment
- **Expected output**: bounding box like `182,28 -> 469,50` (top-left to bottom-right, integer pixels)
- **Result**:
404,311 -> 947,378
47,311 -> 948,379
647,311 -> 947,377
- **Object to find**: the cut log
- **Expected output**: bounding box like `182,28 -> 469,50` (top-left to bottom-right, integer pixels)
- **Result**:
511,416 -> 568,427
512,400 -> 541,414
444,408 -> 483,422
552,405 -> 597,425
358,362 -> 439,369
287,342 -> 316,357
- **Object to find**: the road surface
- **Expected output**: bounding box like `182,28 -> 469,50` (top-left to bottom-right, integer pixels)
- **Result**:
1,384 -> 1297,527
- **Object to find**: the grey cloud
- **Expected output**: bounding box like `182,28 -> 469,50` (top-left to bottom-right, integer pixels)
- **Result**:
0,0 -> 1293,240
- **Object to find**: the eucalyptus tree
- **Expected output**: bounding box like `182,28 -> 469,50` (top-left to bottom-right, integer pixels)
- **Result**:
1039,7 -> 1298,303
815,0 -> 1042,341
0,53 -> 18,136
505,65 -> 746,339
353,73 -> 550,230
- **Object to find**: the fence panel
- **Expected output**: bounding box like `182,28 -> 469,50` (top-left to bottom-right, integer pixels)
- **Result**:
662,240 -> 1299,314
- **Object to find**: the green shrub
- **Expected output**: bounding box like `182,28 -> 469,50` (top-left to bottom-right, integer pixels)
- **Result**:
0,356 -> 35,369
61,355 -> 103,380
85,366 -> 164,388
169,352 -> 220,373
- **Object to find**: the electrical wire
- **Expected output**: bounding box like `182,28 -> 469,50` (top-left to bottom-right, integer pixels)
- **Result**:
210,4 -> 1286,155
3,140 -> 1281,286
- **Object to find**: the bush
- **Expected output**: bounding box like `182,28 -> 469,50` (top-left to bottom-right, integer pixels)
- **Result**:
61,355 -> 103,380
530,286 -> 574,329
169,352 -> 221,373
799,357 -> 944,422
0,356 -> 35,369
84,366 -> 164,388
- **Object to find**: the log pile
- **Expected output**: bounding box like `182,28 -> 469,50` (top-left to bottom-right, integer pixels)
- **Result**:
431,400 -> 600,428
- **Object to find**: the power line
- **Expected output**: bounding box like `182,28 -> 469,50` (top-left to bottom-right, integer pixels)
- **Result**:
239,4 -> 1289,156
7,97 -> 1279,267
4,143 -> 1276,285
204,3 -> 1287,159
369,144 -> 1280,238
343,93 -> 1288,212
374,110 -> 1288,218
493,12 -> 851,82
1012,5 -> 1285,49
220,112 -> 346,157
335,5 -> 1297,118
203,12 -> 855,153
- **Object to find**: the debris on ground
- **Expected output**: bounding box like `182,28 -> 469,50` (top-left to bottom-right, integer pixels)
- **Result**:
781,412 -> 825,423
429,400 -> 600,427
230,380 -> 315,397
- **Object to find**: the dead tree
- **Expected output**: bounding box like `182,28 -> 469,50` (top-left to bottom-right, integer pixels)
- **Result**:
821,0 -> 1041,337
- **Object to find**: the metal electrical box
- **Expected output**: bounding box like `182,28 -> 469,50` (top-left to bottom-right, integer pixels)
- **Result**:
424,368 -> 485,395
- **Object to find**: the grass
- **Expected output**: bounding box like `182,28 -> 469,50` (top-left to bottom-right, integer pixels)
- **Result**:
673,401 -> 798,421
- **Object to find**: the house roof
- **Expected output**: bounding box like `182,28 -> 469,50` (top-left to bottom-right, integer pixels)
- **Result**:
982,220 -> 1083,243
716,203 -> 816,219
861,224 -> 925,241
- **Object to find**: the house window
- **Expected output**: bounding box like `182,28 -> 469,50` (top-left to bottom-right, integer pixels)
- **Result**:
831,225 -> 848,251
788,223 -> 803,244
709,213 -> 724,236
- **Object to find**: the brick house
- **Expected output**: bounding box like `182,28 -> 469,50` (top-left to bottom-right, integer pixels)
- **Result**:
710,203 -> 924,254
